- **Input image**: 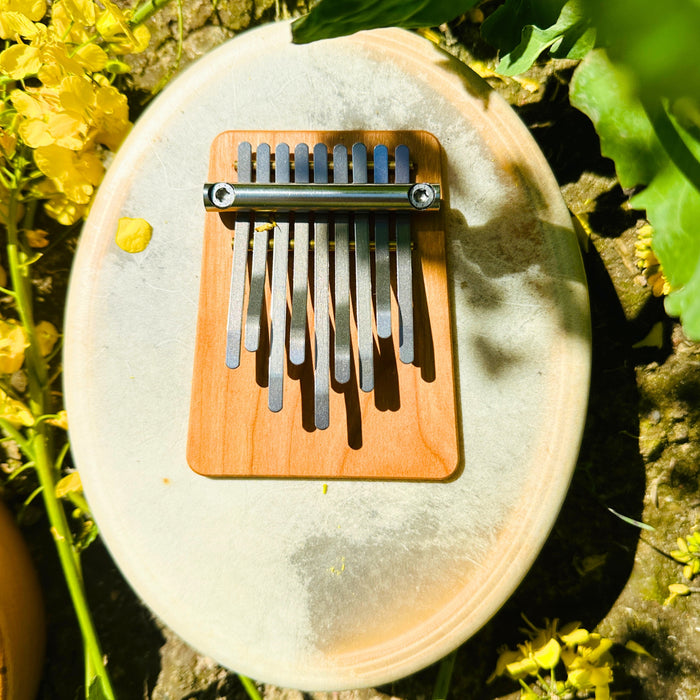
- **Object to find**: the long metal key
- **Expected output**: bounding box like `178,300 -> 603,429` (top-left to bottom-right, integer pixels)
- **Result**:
268,143 -> 290,411
333,145 -> 351,384
289,143 -> 309,366
245,143 -> 271,352
225,142 -> 252,368
313,144 -> 330,429
395,145 -> 414,364
373,145 -> 391,338
353,143 -> 374,392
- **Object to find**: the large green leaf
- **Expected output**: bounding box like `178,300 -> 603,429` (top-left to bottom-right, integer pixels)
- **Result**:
581,0 -> 700,101
481,0 -> 594,76
569,50 -> 667,189
291,0 -> 478,44
571,49 -> 700,339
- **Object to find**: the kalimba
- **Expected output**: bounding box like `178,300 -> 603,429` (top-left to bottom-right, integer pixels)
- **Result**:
188,131 -> 458,479
64,22 -> 590,691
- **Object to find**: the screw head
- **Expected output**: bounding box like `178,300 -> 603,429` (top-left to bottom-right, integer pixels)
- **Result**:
408,183 -> 436,210
209,182 -> 236,209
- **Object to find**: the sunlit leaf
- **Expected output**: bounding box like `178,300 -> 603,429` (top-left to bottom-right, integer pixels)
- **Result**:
569,50 -> 666,188
483,0 -> 593,76
292,0 -> 479,44
582,0 -> 700,101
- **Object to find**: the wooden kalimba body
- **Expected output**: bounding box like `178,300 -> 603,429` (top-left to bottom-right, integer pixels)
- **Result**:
188,131 -> 458,479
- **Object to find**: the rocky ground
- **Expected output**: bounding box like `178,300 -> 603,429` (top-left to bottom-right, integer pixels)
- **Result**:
10,3 -> 700,699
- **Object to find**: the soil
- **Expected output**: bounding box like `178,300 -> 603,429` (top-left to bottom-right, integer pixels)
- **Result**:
3,4 -> 700,700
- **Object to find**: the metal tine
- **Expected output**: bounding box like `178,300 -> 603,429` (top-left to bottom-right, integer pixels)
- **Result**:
313,144 -> 330,430
225,142 -> 252,368
353,143 -> 374,392
373,145 -> 391,339
289,144 -> 310,366
245,143 -> 271,353
333,145 -> 351,385
268,143 -> 290,412
395,145 -> 414,364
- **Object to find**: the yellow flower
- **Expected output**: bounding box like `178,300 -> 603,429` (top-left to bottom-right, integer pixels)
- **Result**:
1,0 -> 47,22
664,582 -> 691,605
0,43 -> 42,79
47,409 -> 68,430
0,129 -> 17,160
0,318 -> 28,374
0,11 -> 39,40
96,2 -> 150,54
25,228 -> 49,247
34,144 -> 104,204
0,388 -> 33,426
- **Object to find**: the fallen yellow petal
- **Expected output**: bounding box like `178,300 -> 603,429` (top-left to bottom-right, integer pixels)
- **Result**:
115,217 -> 153,253
624,640 -> 655,659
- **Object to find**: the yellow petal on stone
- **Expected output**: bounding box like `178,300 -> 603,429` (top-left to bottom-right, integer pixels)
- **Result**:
624,640 -> 655,659
0,43 -> 41,79
35,320 -> 59,356
115,217 -> 153,253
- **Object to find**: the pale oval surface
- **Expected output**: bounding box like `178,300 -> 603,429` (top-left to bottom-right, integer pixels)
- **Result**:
64,21 -> 590,691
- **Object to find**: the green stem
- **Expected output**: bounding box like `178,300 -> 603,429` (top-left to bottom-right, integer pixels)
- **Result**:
238,675 -> 262,700
5,188 -> 116,700
432,650 -> 458,700
130,0 -> 176,27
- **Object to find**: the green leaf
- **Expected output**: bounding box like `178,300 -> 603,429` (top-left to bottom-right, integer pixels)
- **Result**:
88,677 -> 109,700
291,0 -> 479,44
482,0 -> 593,76
569,50 -> 667,188
482,0 -> 567,52
581,0 -> 700,101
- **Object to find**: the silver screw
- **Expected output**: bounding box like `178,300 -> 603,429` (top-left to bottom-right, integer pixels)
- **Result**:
408,183 -> 436,210
209,182 -> 236,209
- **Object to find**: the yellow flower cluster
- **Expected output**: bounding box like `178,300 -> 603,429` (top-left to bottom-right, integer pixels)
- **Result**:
635,224 -> 671,297
490,618 -> 615,700
0,316 -> 58,425
0,0 -> 150,224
